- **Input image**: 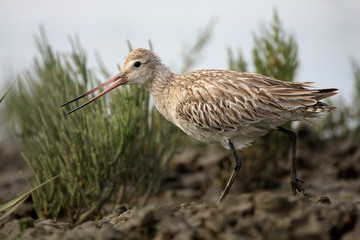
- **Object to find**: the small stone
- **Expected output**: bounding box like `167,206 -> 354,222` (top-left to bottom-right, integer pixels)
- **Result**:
310,195 -> 331,204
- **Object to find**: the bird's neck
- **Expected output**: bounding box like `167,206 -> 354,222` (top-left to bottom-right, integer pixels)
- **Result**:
142,64 -> 174,95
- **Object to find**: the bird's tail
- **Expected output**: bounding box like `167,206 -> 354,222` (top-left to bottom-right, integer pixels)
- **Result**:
303,88 -> 338,113
303,101 -> 336,113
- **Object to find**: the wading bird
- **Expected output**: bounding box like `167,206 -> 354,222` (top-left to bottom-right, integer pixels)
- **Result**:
61,48 -> 337,204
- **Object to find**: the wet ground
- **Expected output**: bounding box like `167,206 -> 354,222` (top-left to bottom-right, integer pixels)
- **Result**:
0,126 -> 359,239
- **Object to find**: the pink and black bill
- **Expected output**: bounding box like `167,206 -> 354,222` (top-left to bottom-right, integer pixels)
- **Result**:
61,73 -> 127,114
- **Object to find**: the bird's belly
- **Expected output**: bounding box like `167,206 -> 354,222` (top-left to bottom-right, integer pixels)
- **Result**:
174,119 -> 271,150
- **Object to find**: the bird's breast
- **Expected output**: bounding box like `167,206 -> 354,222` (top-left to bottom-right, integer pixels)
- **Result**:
151,92 -> 174,123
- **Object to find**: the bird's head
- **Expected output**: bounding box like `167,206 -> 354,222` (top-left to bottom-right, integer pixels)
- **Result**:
61,48 -> 160,114
120,48 -> 161,86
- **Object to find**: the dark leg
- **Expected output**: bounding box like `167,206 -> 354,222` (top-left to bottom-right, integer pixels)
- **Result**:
217,139 -> 242,204
278,126 -> 305,195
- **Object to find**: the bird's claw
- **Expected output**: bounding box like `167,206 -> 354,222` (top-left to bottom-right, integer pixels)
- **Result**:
290,177 -> 305,196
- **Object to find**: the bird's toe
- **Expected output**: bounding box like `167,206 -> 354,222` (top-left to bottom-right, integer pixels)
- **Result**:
291,177 -> 305,195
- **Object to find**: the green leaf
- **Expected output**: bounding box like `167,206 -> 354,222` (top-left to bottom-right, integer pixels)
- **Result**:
0,174 -> 59,221
0,69 -> 23,104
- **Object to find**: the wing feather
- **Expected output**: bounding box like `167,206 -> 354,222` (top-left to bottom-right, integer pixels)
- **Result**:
175,70 -> 337,132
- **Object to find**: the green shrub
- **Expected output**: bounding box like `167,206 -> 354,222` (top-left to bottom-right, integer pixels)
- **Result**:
7,28 -> 183,223
252,10 -> 298,82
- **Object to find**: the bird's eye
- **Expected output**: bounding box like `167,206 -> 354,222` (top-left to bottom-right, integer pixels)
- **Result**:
134,61 -> 141,68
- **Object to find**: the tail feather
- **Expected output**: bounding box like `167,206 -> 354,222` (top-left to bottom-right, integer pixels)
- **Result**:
301,88 -> 338,114
303,102 -> 337,113
313,88 -> 338,101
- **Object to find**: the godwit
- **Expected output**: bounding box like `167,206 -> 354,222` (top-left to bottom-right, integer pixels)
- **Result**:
61,48 -> 338,204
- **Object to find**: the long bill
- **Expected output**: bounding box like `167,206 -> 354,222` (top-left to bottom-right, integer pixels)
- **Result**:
61,72 -> 127,115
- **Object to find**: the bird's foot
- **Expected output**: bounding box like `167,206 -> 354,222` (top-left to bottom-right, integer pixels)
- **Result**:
290,177 -> 305,196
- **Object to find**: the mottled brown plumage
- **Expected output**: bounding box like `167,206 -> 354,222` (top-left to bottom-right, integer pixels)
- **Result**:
62,48 -> 338,204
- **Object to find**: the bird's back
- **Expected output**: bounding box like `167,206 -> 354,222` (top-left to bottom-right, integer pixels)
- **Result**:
153,69 -> 337,149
